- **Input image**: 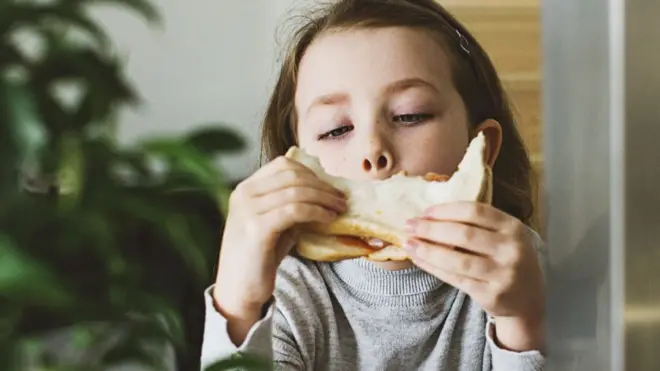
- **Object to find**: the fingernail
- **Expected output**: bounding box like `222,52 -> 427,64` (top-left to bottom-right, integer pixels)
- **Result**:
335,198 -> 348,211
402,239 -> 418,252
326,210 -> 337,220
405,219 -> 417,233
403,240 -> 422,260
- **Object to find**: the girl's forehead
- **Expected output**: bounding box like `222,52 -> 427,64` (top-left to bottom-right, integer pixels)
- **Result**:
294,27 -> 455,108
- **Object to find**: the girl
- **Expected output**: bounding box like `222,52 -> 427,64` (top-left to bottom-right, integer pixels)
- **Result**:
202,0 -> 546,370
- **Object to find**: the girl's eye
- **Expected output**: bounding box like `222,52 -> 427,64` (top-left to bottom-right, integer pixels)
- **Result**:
393,113 -> 433,125
317,113 -> 430,141
318,125 -> 353,140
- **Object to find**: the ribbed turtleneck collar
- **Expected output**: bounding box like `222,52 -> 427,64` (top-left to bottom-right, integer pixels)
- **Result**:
323,257 -> 448,308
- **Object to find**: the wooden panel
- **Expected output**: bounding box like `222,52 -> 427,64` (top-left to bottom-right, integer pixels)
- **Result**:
444,2 -> 545,230
447,5 -> 543,156
505,77 -> 542,154
450,7 -> 541,76
448,5 -> 542,157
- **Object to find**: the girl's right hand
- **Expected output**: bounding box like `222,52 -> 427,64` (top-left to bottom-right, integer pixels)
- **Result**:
212,156 -> 346,335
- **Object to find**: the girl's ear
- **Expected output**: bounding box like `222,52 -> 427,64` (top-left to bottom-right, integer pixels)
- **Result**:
473,119 -> 502,168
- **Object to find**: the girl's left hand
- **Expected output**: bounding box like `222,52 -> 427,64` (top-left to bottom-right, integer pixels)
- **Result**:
404,201 -> 545,327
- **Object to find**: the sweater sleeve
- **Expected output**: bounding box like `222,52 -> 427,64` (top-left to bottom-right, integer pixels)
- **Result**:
199,286 -> 304,370
485,226 -> 547,371
486,317 -> 545,371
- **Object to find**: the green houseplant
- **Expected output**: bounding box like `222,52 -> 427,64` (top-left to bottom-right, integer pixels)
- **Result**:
1,0 -> 270,370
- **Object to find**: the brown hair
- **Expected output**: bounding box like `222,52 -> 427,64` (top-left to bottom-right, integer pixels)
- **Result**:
260,0 -> 535,225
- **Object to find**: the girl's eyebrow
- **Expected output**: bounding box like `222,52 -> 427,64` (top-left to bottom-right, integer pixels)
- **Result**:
306,93 -> 349,117
305,77 -> 439,117
383,77 -> 439,95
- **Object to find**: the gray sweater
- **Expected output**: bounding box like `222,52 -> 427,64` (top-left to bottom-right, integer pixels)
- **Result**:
201,229 -> 546,371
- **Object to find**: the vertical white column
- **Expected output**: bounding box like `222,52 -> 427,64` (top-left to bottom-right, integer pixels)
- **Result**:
542,0 -> 660,370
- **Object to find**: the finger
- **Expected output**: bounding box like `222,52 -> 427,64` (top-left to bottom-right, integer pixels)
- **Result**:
261,203 -> 338,234
254,186 -> 347,215
243,167 -> 344,198
251,156 -> 304,179
423,202 -> 515,231
411,254 -> 487,296
252,156 -> 320,183
404,238 -> 497,281
406,219 -> 504,257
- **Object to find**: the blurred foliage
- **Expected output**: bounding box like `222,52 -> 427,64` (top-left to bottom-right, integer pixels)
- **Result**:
0,0 -> 269,370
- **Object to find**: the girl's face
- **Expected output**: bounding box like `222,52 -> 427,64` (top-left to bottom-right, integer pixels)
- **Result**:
295,27 -> 498,181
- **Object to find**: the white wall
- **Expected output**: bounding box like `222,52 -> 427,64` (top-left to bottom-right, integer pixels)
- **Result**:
96,0 -> 307,181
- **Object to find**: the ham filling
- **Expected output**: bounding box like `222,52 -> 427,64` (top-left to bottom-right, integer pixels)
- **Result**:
335,236 -> 391,250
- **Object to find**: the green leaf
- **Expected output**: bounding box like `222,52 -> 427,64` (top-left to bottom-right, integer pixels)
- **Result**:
100,337 -> 167,369
0,41 -> 29,70
71,91 -> 102,133
0,80 -> 46,180
96,313 -> 182,368
112,150 -> 154,185
0,340 -> 23,371
110,191 -> 209,281
30,45 -> 139,117
57,132 -> 85,203
157,309 -> 185,349
163,213 -> 209,280
216,183 -> 232,217
140,138 -> 220,189
205,353 -> 273,371
0,234 -> 72,308
71,325 -> 96,350
0,302 -> 21,341
185,125 -> 246,155
63,0 -> 162,26
138,133 -> 235,215
32,86 -> 69,137
76,212 -> 120,267
0,4 -> 110,47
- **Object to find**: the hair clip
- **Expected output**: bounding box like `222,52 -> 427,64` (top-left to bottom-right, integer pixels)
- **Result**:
456,29 -> 470,56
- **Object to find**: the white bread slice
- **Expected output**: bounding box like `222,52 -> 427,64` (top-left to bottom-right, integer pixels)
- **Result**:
285,132 -> 492,262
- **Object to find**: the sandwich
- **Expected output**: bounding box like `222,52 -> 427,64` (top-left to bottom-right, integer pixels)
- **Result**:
284,132 -> 492,262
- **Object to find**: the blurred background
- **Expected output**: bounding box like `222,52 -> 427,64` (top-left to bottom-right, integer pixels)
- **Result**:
101,0 -> 297,180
